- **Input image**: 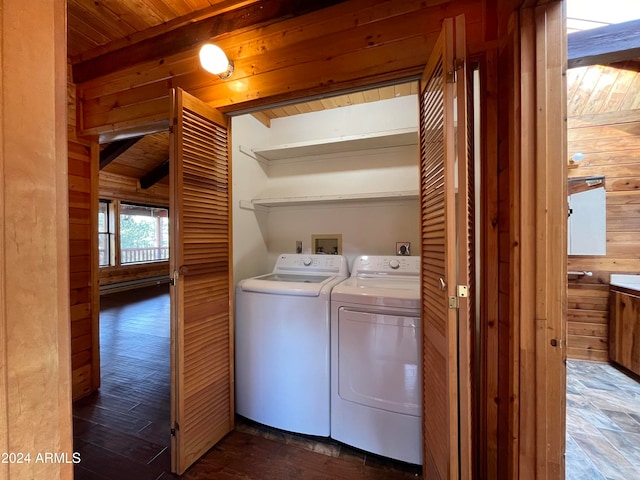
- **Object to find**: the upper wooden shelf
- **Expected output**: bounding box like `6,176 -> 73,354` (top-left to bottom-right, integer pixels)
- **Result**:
249,190 -> 419,208
250,128 -> 418,162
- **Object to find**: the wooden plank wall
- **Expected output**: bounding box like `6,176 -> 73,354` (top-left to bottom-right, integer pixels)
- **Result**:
76,0 -> 485,138
1,4 -> 74,477
69,83 -> 169,399
99,170 -> 169,205
100,262 -> 169,287
567,63 -> 640,362
68,70 -> 99,400
524,4 -> 566,479
98,170 -> 170,287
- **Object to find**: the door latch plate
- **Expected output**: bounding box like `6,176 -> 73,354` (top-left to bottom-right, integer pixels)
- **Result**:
449,296 -> 458,309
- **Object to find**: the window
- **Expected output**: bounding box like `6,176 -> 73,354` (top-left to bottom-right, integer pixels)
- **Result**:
98,200 -> 113,267
99,200 -> 169,267
119,203 -> 169,264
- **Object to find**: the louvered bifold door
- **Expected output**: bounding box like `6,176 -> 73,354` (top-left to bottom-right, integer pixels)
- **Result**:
454,14 -> 474,480
420,17 -> 459,480
170,88 -> 234,474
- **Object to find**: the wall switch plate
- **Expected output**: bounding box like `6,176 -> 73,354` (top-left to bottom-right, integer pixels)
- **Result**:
396,242 -> 411,256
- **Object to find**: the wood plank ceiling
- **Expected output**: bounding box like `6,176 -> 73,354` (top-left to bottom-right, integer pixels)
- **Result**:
71,2 -> 640,186
69,0 -> 418,184
69,0 -> 274,62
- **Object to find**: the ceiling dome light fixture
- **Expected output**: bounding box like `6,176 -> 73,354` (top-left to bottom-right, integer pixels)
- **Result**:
199,43 -> 234,79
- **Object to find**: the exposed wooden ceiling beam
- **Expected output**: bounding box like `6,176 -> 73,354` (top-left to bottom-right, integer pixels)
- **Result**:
568,19 -> 640,69
140,160 -> 170,189
72,0 -> 347,84
609,59 -> 640,72
251,111 -> 272,128
99,137 -> 142,170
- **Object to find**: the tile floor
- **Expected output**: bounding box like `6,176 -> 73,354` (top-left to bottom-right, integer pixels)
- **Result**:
566,359 -> 640,480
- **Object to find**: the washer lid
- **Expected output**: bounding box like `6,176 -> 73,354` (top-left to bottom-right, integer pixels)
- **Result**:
259,273 -> 331,283
239,273 -> 339,297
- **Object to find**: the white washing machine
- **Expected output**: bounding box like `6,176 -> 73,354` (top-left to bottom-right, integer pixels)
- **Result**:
235,253 -> 349,436
331,255 -> 422,464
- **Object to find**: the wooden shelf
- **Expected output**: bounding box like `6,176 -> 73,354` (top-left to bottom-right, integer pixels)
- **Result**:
246,190 -> 419,208
250,128 -> 418,162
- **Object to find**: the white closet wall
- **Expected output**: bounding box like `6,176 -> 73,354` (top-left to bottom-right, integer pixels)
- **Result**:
231,114 -> 271,282
232,95 -> 420,276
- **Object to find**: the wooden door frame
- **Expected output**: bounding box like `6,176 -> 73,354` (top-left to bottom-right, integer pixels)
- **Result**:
524,3 -> 567,479
71,3 -> 567,476
499,2 -> 567,479
476,48 -> 500,480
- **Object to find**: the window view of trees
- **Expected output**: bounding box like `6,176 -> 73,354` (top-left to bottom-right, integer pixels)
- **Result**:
119,203 -> 169,264
99,200 -> 169,267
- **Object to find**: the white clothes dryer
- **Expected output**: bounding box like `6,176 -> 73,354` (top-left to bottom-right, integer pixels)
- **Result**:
235,254 -> 348,436
331,255 -> 422,464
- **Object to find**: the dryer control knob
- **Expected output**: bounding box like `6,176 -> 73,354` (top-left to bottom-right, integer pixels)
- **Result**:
389,259 -> 400,269
303,256 -> 313,266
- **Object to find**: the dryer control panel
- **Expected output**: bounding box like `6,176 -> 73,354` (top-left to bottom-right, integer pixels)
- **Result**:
351,255 -> 420,276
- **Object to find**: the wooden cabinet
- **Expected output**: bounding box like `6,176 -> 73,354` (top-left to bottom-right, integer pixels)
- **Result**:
609,287 -> 640,376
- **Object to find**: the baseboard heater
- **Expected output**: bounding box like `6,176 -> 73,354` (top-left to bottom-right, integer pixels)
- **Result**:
100,275 -> 170,295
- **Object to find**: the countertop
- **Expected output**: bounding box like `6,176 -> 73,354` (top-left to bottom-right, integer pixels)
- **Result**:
610,274 -> 640,293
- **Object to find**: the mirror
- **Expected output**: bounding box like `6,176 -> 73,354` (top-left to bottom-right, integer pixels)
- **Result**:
311,234 -> 342,255
568,176 -> 606,256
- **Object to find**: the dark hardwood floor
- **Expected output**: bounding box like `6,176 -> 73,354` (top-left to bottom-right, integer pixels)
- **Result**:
73,285 -> 422,480
73,285 -> 172,480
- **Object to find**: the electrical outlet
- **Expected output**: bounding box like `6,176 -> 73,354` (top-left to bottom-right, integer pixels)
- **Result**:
396,242 -> 411,256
